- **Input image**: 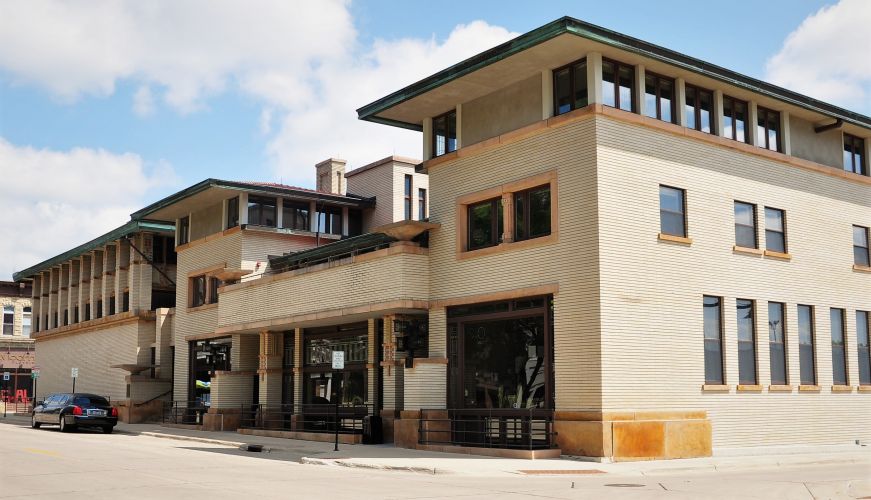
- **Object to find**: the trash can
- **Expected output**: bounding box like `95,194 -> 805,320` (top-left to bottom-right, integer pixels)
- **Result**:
362,415 -> 383,444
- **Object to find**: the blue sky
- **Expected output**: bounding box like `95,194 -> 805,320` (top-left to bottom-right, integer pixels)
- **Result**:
0,0 -> 868,279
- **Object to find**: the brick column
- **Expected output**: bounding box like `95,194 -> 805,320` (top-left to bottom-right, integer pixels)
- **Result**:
258,330 -> 284,412
47,267 -> 58,329
69,259 -> 80,323
367,319 -> 377,408
293,328 -> 303,410
31,275 -> 41,332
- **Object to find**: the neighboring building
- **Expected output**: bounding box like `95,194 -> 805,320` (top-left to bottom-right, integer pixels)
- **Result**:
0,281 -> 34,402
354,16 -> 871,459
13,221 -> 177,421
13,16 -> 871,461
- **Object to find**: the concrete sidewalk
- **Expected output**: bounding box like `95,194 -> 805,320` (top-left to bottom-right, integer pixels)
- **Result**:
3,415 -> 869,478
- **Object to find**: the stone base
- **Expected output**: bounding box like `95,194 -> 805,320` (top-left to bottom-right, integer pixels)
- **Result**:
555,410 -> 712,461
115,399 -> 166,424
416,444 -> 561,459
238,428 -> 362,444
203,408 -> 241,431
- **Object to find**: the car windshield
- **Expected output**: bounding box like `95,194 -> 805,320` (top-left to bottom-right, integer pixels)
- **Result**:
73,396 -> 109,406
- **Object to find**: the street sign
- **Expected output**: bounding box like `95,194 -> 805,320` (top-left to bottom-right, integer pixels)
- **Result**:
32,369 -> 40,380
331,351 -> 345,370
71,367 -> 79,378
2,372 -> 8,381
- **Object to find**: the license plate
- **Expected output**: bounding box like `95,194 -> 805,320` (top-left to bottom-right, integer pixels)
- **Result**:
87,409 -> 106,417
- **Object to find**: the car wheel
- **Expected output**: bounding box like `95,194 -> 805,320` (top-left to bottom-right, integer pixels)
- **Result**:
59,415 -> 74,433
31,415 -> 41,429
102,425 -> 114,434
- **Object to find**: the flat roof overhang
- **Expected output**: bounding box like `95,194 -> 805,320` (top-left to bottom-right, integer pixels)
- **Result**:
357,16 -> 871,135
131,179 -> 375,222
12,220 -> 175,282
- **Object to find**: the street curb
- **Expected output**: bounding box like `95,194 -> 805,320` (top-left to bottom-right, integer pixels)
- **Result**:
300,456 -> 442,475
136,431 -> 248,448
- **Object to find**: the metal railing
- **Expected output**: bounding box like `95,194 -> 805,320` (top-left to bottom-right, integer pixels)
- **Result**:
1,397 -> 33,416
419,408 -> 557,450
239,403 -> 373,434
163,400 -> 209,425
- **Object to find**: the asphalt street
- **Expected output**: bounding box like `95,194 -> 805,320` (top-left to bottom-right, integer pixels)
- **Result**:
1,420 -> 869,499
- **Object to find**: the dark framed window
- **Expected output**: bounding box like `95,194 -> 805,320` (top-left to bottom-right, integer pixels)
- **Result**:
659,185 -> 686,237
303,323 -> 369,406
857,310 -> 870,385
208,277 -> 221,305
84,303 -> 90,322
703,296 -> 724,384
1,305 -> 12,335
737,299 -> 757,385
798,305 -> 816,385
95,301 -> 102,320
316,206 -> 342,235
843,134 -> 866,175
643,72 -> 675,123
418,188 -> 427,220
190,275 -> 206,308
830,308 -> 847,385
348,209 -> 363,237
734,201 -> 757,249
152,235 -> 177,265
602,58 -> 635,112
514,184 -> 551,242
854,225 -> 870,267
685,84 -> 713,133
768,302 -> 787,385
404,175 -> 413,220
248,196 -> 277,227
122,291 -> 129,313
178,216 -> 190,245
764,207 -> 787,253
227,196 -> 239,229
467,198 -> 503,251
756,106 -> 781,152
108,297 -> 115,316
282,200 -> 310,231
553,58 -> 588,115
433,110 -> 457,157
722,96 -> 748,143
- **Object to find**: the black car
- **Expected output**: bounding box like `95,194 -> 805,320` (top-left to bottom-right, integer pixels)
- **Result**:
31,393 -> 118,433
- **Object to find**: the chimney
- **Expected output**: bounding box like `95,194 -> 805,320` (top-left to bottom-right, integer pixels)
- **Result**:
315,158 -> 347,195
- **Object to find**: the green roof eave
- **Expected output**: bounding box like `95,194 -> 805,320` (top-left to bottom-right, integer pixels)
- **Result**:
12,220 -> 175,282
357,16 -> 871,131
130,179 -> 374,221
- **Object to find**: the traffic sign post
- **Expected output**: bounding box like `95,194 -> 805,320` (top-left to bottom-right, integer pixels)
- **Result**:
331,351 -> 345,452
32,369 -> 39,406
71,367 -> 79,393
2,372 -> 8,418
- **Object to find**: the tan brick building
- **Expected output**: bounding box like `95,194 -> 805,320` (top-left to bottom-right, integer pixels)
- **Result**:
14,16 -> 871,460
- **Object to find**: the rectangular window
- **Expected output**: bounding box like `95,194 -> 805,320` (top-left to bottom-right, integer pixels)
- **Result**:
348,209 -> 363,237
85,303 -> 90,322
764,207 -> 787,253
768,302 -> 787,385
722,96 -> 748,143
404,174 -> 413,220
703,296 -> 724,384
737,299 -> 757,385
247,196 -> 277,227
857,310 -> 870,385
467,198 -> 503,251
418,188 -> 427,220
855,225 -> 870,267
190,275 -> 206,308
2,305 -> 13,335
756,106 -> 781,152
208,277 -> 221,305
282,200 -> 311,231
316,206 -> 342,235
843,134 -> 866,175
644,72 -> 675,123
63,309 -> 68,326
602,58 -> 635,112
178,216 -> 190,245
95,301 -> 102,320
685,84 -> 713,133
514,185 -> 552,242
432,110 -> 457,157
798,305 -> 816,385
553,58 -> 588,115
659,185 -> 686,237
227,196 -> 239,228
73,305 -> 79,323
108,296 -> 115,316
22,306 -> 31,337
734,201 -> 757,249
831,308 -> 847,385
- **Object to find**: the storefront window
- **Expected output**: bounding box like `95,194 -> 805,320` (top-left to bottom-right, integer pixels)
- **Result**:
303,324 -> 368,407
189,337 -> 231,406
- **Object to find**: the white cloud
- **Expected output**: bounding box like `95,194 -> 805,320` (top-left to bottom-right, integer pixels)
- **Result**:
262,21 -> 519,186
0,138 -> 178,280
765,0 -> 871,115
133,85 -> 154,116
